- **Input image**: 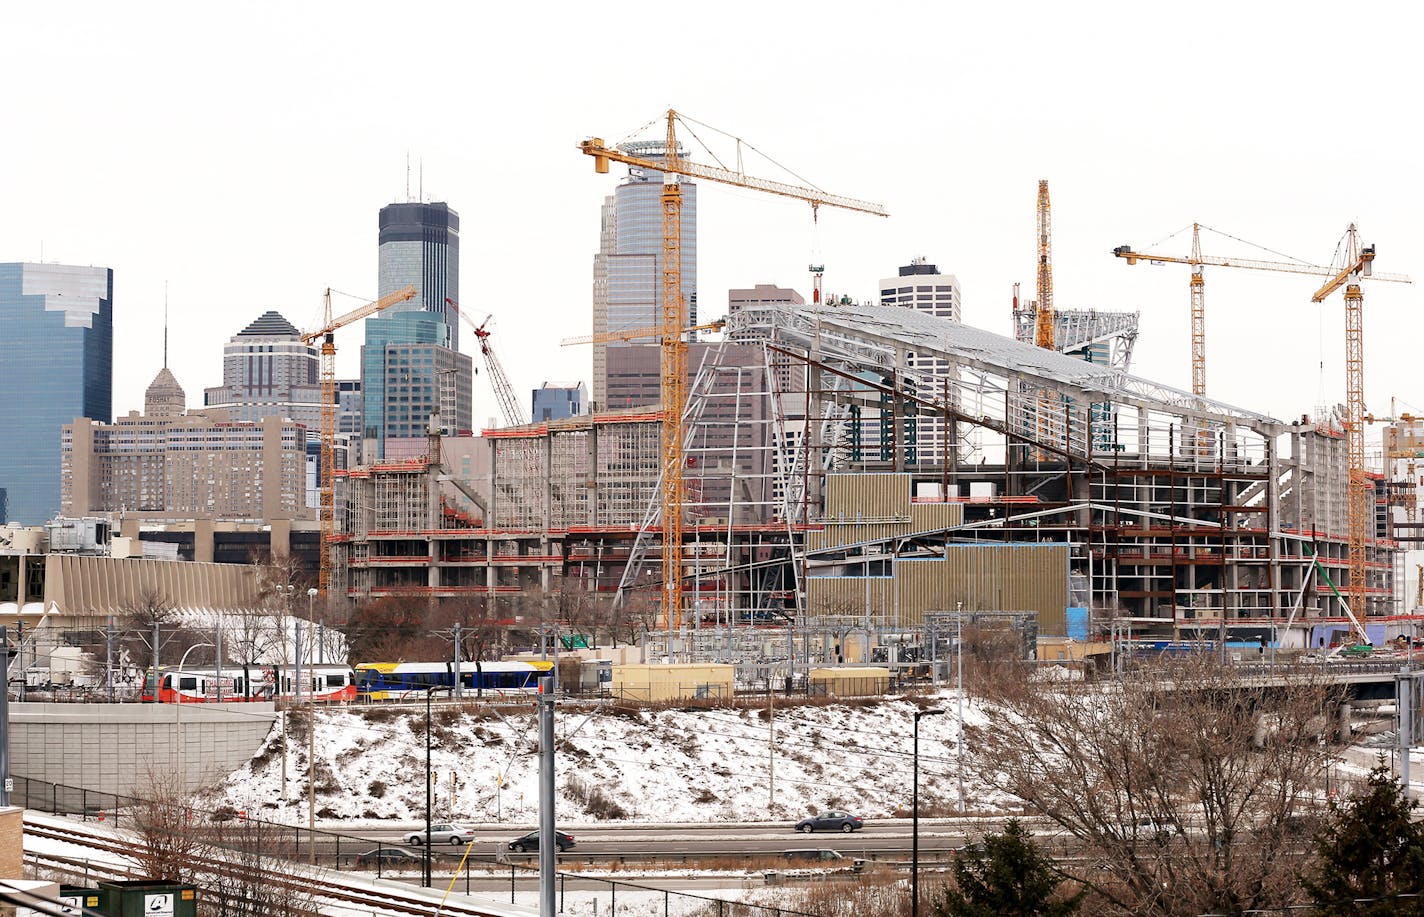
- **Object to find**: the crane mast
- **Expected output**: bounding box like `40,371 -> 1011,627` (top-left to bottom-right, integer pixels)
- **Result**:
1314,226 -> 1373,620
1034,181 -> 1054,350
303,284 -> 417,594
659,110 -> 688,627
1189,224 -> 1206,397
581,109 -> 887,630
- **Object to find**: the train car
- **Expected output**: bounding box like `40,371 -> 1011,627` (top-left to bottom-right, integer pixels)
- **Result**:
142,664 -> 357,703
355,660 -> 555,700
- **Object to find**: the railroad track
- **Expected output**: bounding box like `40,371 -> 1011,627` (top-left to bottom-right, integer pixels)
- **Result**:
24,818 -> 529,917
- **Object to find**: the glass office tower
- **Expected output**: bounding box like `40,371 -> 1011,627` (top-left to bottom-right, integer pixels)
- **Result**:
590,142 -> 697,408
363,201 -> 469,459
0,263 -> 113,524
376,202 -> 460,348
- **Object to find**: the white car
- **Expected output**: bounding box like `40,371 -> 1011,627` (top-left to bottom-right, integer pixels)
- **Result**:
405,823 -> 476,846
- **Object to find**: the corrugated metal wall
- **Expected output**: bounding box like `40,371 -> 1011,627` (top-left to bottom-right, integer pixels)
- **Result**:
809,474 -> 962,552
807,544 -> 1069,635
898,545 -> 1069,634
823,473 -> 911,519
43,554 -> 264,616
807,576 -> 895,616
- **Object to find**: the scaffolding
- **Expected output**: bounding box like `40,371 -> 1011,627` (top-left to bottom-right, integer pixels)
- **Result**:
600,300 -> 1402,650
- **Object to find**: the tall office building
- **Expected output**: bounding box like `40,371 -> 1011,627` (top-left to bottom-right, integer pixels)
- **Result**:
203,310 -> 361,496
590,142 -> 697,408
203,311 -> 321,426
377,202 -> 461,345
0,263 -> 113,524
363,201 -> 473,460
878,259 -> 963,468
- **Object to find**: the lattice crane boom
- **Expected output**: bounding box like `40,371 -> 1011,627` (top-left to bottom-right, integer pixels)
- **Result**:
580,109 -> 886,630
446,298 -> 526,427
301,284 -> 417,595
1113,228 -> 1409,398
1034,181 -> 1054,350
559,320 -> 726,347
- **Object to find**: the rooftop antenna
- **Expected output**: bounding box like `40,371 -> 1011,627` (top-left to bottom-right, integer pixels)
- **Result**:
405,152 -> 411,202
163,280 -> 169,368
419,158 -> 424,203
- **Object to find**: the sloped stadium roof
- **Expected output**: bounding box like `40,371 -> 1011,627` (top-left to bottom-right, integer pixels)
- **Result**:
736,302 -> 1279,427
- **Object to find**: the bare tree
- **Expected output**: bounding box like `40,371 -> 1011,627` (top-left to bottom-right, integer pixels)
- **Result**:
206,817 -> 320,917
131,773 -> 318,917
435,595 -> 506,697
120,588 -> 203,677
130,772 -> 206,883
964,656 -> 1339,916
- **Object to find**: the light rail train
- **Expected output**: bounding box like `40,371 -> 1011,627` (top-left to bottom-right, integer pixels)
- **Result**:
141,664 -> 357,703
353,660 -> 555,700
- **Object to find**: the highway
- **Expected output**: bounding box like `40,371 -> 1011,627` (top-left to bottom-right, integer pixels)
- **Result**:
297,818 -> 1013,867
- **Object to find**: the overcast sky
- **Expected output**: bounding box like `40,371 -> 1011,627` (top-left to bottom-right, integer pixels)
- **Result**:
4,1 -> 1421,448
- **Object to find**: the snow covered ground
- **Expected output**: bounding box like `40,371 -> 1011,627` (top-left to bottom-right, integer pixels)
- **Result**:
212,691 -> 991,826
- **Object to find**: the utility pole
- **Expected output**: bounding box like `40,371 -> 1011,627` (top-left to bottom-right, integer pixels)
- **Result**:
537,677 -> 555,917
453,622 -> 462,700
215,620 -> 223,703
424,687 -> 433,887
294,618 -> 303,706
956,603 -> 966,813
768,681 -> 775,810
308,697 -> 316,866
105,617 -> 114,703
151,621 -> 160,704
1,627 -> 12,807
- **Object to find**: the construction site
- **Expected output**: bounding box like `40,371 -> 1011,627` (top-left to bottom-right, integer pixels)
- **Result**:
328,114 -> 1419,667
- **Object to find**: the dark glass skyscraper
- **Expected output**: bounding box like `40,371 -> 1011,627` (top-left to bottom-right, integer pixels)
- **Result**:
363,201 -> 472,460
0,262 -> 113,524
376,202 -> 460,348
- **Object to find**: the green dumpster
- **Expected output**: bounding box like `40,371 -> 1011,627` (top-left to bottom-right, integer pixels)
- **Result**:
95,881 -> 197,917
58,886 -> 107,915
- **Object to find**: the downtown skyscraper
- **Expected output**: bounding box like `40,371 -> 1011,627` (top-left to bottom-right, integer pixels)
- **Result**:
590,142 -> 697,409
362,201 -> 473,460
0,262 -> 112,524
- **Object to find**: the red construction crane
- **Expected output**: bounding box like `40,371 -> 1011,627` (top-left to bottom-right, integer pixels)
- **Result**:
446,298 -> 526,427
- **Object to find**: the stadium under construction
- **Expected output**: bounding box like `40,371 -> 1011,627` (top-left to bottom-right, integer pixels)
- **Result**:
333,300 -> 1410,659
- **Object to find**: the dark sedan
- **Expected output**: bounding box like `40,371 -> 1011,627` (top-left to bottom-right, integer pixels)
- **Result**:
794,811 -> 864,833
508,830 -> 575,853
355,847 -> 421,868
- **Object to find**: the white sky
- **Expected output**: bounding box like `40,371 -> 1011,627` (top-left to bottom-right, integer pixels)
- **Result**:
4,1 -> 1422,443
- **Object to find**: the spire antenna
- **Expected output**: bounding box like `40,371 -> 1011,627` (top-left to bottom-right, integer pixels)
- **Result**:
163,280 -> 169,368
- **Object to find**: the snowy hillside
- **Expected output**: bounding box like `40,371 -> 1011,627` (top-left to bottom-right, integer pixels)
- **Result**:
213,691 -> 992,825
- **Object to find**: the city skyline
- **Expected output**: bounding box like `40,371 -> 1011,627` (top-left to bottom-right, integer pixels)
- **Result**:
2,3 -> 1421,446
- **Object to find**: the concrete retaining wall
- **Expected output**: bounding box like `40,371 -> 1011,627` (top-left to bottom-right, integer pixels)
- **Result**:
8,702 -> 275,796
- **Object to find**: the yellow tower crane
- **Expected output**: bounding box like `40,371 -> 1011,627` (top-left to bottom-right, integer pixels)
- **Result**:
1034,181 -> 1055,350
302,284 -> 417,594
1111,224 -> 1403,398
580,110 -> 886,629
1310,225 -> 1411,619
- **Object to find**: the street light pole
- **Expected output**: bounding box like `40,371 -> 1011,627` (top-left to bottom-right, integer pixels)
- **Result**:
956,604 -> 965,813
913,708 -> 945,917
425,686 -> 435,888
